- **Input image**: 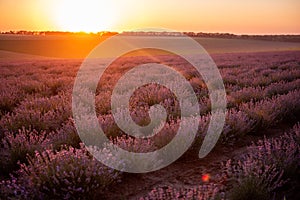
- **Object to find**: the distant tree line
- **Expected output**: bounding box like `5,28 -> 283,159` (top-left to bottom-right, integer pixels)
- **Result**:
1,30 -> 299,42
122,31 -> 300,42
0,30 -> 118,37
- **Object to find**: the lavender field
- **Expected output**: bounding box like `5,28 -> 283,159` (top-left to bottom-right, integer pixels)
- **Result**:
0,49 -> 300,199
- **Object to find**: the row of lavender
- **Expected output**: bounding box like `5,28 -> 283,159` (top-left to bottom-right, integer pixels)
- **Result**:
0,51 -> 299,199
1,122 -> 299,199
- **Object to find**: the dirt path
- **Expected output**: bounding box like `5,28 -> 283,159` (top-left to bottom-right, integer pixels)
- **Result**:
102,122 -> 292,199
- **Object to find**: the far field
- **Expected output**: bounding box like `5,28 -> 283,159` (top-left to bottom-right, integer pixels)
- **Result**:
0,34 -> 300,59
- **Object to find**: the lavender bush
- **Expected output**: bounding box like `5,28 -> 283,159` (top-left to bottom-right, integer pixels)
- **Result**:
0,128 -> 51,175
223,123 -> 300,199
0,144 -> 121,199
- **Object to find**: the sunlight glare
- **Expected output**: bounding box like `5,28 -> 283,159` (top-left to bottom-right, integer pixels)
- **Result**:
54,0 -> 117,32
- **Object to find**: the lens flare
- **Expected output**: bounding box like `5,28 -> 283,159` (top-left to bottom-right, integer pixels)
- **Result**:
202,174 -> 210,182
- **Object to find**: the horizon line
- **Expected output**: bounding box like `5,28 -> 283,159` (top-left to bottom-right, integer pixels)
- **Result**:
1,30 -> 300,36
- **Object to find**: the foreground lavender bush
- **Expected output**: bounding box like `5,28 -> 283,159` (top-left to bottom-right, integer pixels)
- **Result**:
252,125 -> 300,180
0,128 -> 51,175
0,144 -> 122,200
223,123 -> 300,200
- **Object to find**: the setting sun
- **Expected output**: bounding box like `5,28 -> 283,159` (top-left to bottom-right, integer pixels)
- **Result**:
53,0 -> 117,32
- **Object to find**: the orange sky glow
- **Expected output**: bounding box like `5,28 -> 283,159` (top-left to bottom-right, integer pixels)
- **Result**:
0,0 -> 299,34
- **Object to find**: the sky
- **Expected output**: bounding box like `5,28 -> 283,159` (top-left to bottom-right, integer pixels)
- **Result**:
0,0 -> 299,34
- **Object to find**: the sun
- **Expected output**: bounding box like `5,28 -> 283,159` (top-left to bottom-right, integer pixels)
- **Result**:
53,0 -> 117,32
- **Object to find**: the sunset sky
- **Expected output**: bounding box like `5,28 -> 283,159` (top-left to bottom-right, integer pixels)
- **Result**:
0,0 -> 299,34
